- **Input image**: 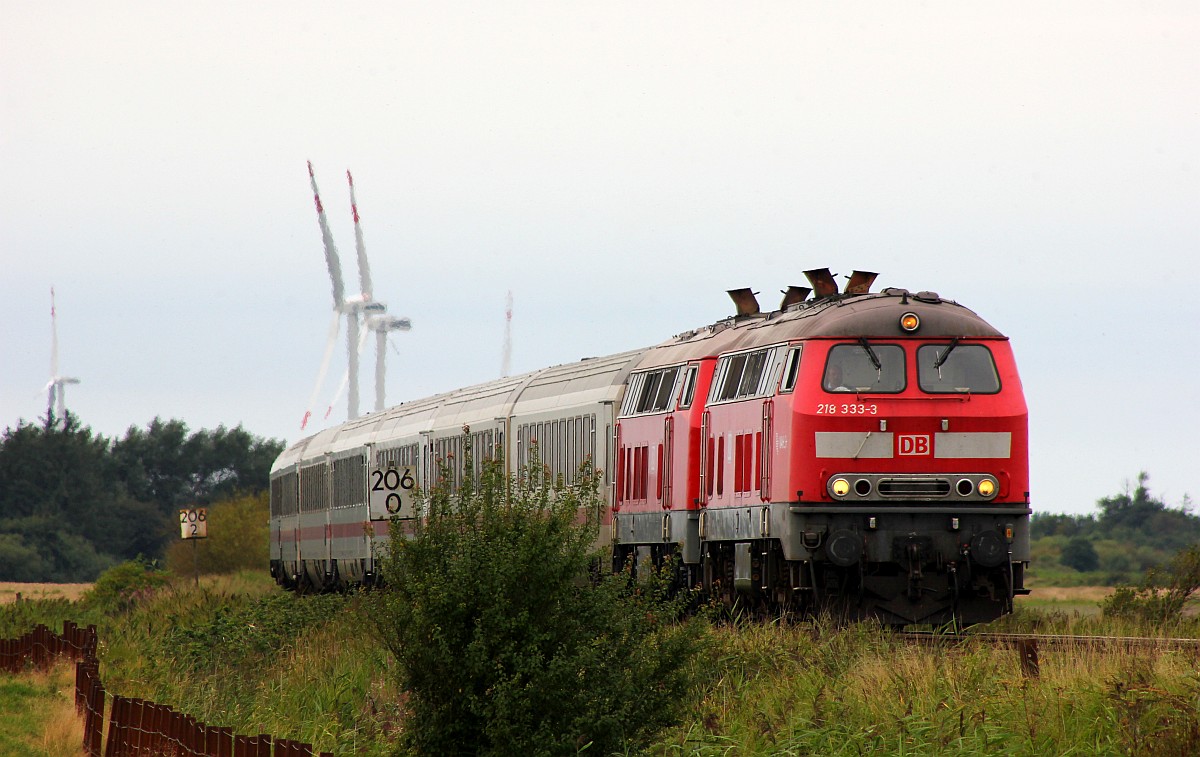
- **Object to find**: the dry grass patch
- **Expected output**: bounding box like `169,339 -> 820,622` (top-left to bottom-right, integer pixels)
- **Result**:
1024,585 -> 1114,603
0,582 -> 92,605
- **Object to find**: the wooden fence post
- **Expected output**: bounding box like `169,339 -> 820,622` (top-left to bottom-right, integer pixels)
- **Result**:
1016,638 -> 1040,678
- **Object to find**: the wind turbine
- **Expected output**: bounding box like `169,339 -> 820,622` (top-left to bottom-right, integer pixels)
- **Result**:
44,287 -> 80,425
327,169 -> 413,416
301,163 -> 410,430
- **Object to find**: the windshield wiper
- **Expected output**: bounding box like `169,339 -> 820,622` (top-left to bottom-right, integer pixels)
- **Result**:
934,337 -> 961,369
858,337 -> 882,371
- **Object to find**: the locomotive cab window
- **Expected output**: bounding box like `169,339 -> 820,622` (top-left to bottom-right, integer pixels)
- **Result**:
711,347 -> 779,402
779,346 -> 803,394
823,342 -> 905,393
917,343 -> 1001,394
678,366 -> 698,409
621,366 -> 682,415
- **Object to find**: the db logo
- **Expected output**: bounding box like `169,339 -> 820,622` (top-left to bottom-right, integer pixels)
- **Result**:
898,435 -> 931,456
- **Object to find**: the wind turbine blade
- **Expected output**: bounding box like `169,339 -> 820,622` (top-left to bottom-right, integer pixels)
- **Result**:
308,161 -> 345,309
301,310 -> 342,430
347,170 -> 374,301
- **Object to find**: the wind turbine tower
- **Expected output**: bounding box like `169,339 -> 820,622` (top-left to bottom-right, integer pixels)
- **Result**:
45,287 -> 81,423
501,290 -> 513,378
368,314 -> 412,412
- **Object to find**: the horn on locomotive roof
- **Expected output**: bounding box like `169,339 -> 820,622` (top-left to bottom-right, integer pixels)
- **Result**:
780,286 -> 811,310
804,268 -> 840,299
726,288 -> 761,316
844,270 -> 879,295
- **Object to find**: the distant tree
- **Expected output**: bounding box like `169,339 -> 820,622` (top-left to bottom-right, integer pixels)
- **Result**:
0,533 -> 50,582
111,418 -> 283,511
1097,472 -> 1200,552
0,413 -> 115,522
0,413 -> 284,582
0,415 -> 131,579
1032,512 -> 1097,539
1060,536 -> 1100,572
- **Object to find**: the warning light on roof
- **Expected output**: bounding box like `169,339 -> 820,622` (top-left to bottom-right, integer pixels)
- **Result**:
900,312 -> 921,332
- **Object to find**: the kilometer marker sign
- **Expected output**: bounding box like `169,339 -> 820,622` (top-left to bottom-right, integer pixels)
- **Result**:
369,465 -> 417,519
179,508 -> 208,539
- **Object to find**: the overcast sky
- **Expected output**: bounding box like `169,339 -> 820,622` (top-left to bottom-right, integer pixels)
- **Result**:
2,2 -> 1196,516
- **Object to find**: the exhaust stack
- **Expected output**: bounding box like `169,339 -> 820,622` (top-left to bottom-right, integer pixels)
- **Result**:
726,288 -> 761,316
780,286 -> 811,310
804,268 -> 840,299
844,270 -> 878,295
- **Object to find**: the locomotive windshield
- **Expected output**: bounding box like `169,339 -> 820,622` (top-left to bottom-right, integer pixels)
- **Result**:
917,344 -> 1000,393
823,343 -> 905,393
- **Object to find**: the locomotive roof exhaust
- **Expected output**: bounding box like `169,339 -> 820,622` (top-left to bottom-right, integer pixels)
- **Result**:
804,268 -> 840,299
780,286 -> 812,310
804,268 -> 879,299
845,270 -> 878,295
726,288 -> 761,316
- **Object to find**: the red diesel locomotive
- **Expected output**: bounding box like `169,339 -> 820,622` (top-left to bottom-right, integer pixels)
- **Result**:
270,268 -> 1030,626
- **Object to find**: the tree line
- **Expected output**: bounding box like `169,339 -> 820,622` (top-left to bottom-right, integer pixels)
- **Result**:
0,413 -> 283,582
1032,472 -> 1199,581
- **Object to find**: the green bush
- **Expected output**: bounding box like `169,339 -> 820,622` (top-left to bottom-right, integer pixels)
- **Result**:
1103,544 -> 1200,625
83,557 -> 171,614
371,441 -> 704,756
1060,536 -> 1100,572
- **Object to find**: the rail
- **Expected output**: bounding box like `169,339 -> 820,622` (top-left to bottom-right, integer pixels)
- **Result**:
2,623 -> 334,757
897,629 -> 1200,678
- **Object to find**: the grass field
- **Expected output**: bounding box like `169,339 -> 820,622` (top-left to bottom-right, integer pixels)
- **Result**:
0,662 -> 84,757
4,577 -> 1199,755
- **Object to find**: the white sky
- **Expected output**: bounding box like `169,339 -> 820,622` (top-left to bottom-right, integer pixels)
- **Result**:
2,1 -> 1196,515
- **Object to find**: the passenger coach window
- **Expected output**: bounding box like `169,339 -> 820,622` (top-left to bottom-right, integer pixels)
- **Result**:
917,344 -> 1000,394
823,343 -> 905,393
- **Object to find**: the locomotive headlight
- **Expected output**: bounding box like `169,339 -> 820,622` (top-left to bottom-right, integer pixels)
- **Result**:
977,478 -> 997,498
831,478 -> 851,497
900,312 -> 921,332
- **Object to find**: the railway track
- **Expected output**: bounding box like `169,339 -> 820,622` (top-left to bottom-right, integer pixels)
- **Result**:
897,630 -> 1200,677
898,630 -> 1200,649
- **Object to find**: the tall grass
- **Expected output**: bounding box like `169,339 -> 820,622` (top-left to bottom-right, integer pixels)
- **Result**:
0,661 -> 82,757
655,618 -> 1200,756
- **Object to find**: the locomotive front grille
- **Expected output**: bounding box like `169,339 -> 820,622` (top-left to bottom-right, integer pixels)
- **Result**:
877,477 -> 951,497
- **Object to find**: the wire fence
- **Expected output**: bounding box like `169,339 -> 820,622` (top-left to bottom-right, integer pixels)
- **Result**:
3,622 -> 334,757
